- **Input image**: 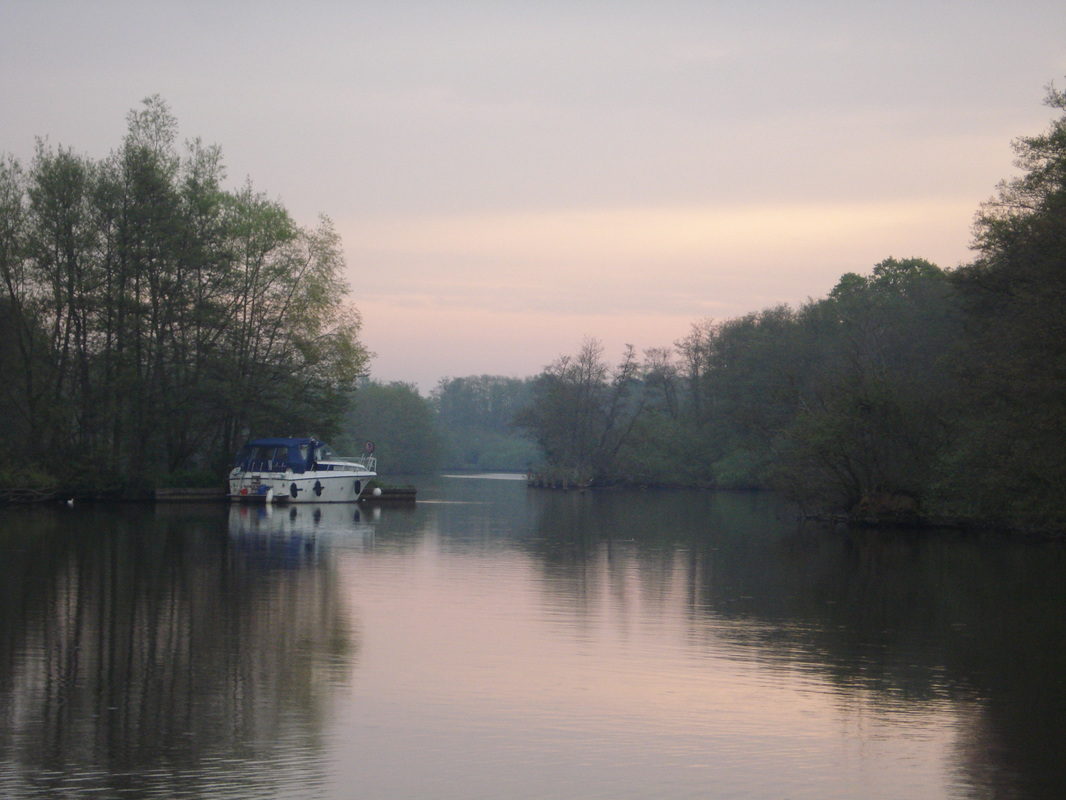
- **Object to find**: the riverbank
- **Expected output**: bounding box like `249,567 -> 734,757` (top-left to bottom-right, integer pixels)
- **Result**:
526,478 -> 1066,538
808,511 -> 1066,540
1,482 -> 417,506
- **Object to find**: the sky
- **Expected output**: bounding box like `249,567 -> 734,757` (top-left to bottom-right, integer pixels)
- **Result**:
3,1 -> 1064,390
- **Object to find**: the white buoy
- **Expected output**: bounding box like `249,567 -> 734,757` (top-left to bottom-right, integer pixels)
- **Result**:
372,487 -> 382,497
66,498 -> 74,508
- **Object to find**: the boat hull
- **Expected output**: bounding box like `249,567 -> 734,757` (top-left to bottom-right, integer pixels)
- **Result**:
229,469 -> 375,503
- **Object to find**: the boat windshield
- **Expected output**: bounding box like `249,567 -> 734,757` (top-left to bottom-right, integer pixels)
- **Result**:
315,444 -> 336,461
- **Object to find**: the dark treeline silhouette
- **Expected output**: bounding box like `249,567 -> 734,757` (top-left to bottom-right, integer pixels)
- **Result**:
0,97 -> 368,492
518,85 -> 1066,530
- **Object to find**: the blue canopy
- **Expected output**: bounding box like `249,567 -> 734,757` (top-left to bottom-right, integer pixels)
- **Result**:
234,437 -> 335,474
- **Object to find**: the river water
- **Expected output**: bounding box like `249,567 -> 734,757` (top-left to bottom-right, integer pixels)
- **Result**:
1,475 -> 1064,799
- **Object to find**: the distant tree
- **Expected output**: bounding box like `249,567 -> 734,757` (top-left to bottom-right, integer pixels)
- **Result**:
432,375 -> 540,470
675,319 -> 716,421
664,258 -> 959,505
610,346 -> 714,486
517,339 -> 645,483
641,347 -> 679,419
682,305 -> 807,488
338,382 -> 441,474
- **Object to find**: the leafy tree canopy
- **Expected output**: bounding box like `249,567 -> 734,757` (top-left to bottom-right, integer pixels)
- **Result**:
0,96 -> 368,489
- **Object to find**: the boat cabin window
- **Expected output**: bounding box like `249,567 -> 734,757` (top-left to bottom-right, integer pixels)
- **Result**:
236,444 -> 299,471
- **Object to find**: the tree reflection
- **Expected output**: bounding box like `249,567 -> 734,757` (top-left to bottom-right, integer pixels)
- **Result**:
522,488 -> 1066,799
0,504 -> 355,798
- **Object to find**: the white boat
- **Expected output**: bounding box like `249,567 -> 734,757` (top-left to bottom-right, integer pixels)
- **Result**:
228,437 -> 377,503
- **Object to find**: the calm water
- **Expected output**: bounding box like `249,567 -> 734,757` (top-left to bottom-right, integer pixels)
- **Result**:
2,476 -> 1065,799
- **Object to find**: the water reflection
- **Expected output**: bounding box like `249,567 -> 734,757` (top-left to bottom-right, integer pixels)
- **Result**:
0,505 -> 354,799
2,483 -> 1065,799
516,488 -> 1066,799
228,502 -> 379,560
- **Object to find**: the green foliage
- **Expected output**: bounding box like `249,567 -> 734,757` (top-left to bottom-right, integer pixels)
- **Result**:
0,96 -> 369,487
944,84 -> 1066,526
439,426 -> 541,472
0,466 -> 58,492
771,258 -> 959,511
698,305 -> 806,487
614,412 -> 712,487
155,469 -> 219,489
337,382 -> 442,474
516,340 -> 647,484
433,375 -> 541,471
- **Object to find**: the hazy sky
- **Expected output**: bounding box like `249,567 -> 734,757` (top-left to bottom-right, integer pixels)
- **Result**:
3,2 -> 1064,389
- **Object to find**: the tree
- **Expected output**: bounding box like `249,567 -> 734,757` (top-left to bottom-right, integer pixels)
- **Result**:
691,305 -> 806,488
664,259 -> 958,505
948,83 -> 1066,524
517,339 -> 645,484
773,259 -> 959,512
0,155 -> 43,468
338,382 -> 441,474
675,319 -> 716,421
431,375 -> 540,470
0,96 -> 369,489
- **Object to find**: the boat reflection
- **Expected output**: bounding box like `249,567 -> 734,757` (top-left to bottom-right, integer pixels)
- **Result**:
228,502 -> 380,562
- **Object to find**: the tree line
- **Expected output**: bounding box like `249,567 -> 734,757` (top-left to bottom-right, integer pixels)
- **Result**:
4,85 -> 1063,530
517,85 -> 1066,530
0,97 -> 368,492
336,375 -> 539,474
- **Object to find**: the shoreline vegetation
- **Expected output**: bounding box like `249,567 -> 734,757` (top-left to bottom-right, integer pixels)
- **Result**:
0,478 -> 415,506
522,477 -> 1066,539
4,86 -> 1066,537
515,84 -> 1066,536
0,97 -> 368,508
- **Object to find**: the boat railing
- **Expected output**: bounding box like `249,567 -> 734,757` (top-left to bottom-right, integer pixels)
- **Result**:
334,455 -> 377,472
